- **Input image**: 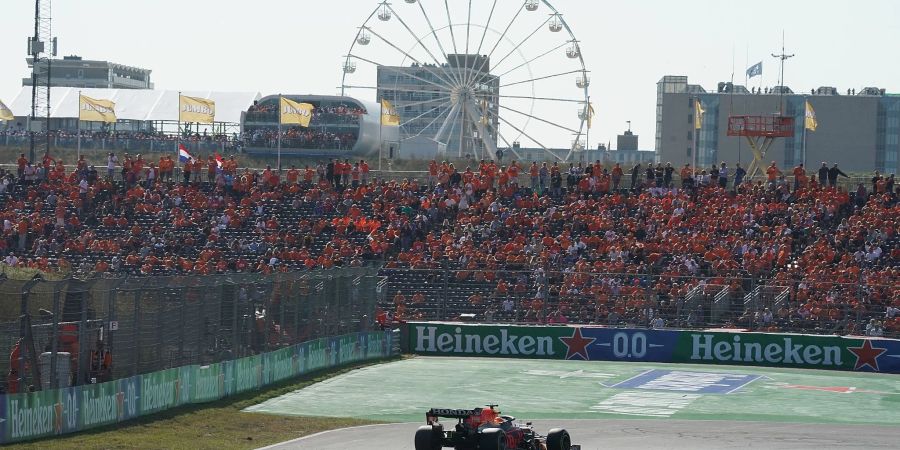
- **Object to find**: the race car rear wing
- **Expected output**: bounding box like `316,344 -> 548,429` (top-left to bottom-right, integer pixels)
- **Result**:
426,408 -> 478,419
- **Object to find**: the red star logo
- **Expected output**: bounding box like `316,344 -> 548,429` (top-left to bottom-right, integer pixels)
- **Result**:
848,340 -> 887,371
559,328 -> 596,360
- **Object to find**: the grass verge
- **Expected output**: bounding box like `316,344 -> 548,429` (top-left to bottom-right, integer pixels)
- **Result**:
5,357 -> 401,450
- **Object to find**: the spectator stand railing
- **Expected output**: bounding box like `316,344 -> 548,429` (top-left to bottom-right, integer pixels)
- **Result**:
1,133 -> 239,155
0,267 -> 381,394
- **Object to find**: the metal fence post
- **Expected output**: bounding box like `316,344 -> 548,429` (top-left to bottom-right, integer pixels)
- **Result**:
263,280 -> 271,354
279,281 -> 287,347
178,292 -> 186,367
231,282 -> 239,358
49,283 -> 62,389
107,281 -> 118,379
76,291 -> 88,386
442,265 -> 450,321
155,289 -> 165,368
133,291 -> 141,376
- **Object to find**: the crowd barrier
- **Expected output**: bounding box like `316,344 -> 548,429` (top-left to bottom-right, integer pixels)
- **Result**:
0,330 -> 395,444
402,322 -> 900,374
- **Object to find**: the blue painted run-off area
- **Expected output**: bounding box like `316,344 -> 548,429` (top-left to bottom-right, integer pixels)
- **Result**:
610,369 -> 762,394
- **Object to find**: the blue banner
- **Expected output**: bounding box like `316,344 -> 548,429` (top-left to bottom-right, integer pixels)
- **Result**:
0,394 -> 6,443
117,376 -> 141,422
578,328 -> 680,362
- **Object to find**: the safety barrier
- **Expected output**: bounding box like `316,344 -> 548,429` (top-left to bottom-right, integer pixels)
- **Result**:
402,322 -> 900,374
0,330 -> 395,444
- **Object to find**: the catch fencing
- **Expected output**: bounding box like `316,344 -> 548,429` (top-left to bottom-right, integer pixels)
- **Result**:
0,267 -> 382,394
379,268 -> 896,338
0,329 -> 395,444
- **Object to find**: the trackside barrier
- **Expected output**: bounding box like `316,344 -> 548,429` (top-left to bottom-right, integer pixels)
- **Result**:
0,330 -> 395,444
402,322 -> 900,375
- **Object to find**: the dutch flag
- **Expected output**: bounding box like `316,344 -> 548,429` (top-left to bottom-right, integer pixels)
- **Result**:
178,144 -> 195,163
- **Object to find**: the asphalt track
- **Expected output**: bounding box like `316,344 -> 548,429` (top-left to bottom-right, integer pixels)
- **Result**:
249,357 -> 900,449
259,420 -> 900,449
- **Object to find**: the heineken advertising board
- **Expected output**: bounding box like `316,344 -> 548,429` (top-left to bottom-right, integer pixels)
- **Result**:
406,323 -> 900,374
0,331 -> 395,444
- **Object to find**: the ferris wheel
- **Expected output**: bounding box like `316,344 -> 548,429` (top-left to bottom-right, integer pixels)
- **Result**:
341,0 -> 590,162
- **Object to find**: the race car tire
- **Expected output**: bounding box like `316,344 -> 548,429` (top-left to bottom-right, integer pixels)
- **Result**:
546,428 -> 571,450
479,428 -> 507,450
415,425 -> 441,450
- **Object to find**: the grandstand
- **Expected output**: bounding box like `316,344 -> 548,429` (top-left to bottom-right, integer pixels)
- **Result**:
0,155 -> 895,345
241,94 -> 394,157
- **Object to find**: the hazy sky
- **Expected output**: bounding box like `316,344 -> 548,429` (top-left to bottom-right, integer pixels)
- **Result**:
1,0 -> 898,149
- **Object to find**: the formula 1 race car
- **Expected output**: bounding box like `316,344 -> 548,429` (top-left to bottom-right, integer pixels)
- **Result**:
414,405 -> 579,450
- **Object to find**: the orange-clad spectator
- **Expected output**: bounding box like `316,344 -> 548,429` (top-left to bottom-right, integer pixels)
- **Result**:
792,164 -> 807,190
207,155 -> 218,182
766,161 -> 782,184
17,153 -> 28,177
286,165 -> 300,185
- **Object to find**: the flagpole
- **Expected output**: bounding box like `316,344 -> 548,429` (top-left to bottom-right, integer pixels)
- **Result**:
692,97 -> 698,179
585,95 -> 590,157
277,94 -> 282,173
176,91 -> 181,163
77,91 -> 82,160
802,98 -> 808,168
378,99 -> 383,172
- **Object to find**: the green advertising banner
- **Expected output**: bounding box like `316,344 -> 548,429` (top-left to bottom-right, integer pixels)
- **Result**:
233,354 -> 263,394
193,363 -> 225,403
295,342 -> 308,376
673,331 -> 860,371
5,389 -> 62,442
140,368 -> 181,415
338,334 -> 360,365
408,323 -> 570,358
0,331 -> 395,444
221,360 -> 237,397
265,347 -> 298,385
306,338 -> 330,372
367,331 -> 390,359
80,381 -> 120,429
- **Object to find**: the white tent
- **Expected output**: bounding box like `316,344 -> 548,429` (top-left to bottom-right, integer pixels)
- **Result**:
8,87 -> 260,124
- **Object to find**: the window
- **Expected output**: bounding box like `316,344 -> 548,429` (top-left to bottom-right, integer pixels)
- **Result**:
688,114 -> 693,125
687,131 -> 693,141
687,147 -> 692,157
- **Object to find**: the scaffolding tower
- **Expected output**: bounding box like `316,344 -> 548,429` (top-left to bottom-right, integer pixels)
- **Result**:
28,0 -> 56,162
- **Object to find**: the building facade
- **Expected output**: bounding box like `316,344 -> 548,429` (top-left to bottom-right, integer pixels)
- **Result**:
655,75 -> 900,174
23,55 -> 153,89
377,54 -> 499,159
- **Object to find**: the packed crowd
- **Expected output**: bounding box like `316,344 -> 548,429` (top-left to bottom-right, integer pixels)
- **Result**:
0,152 -> 897,336
245,100 -> 365,125
243,128 -> 358,150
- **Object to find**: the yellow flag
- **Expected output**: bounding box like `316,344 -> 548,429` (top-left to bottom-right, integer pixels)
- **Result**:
280,97 -> 314,127
694,99 -> 705,130
804,100 -> 817,131
587,103 -> 595,129
0,99 -> 12,121
79,94 -> 117,123
381,99 -> 400,126
179,95 -> 215,124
